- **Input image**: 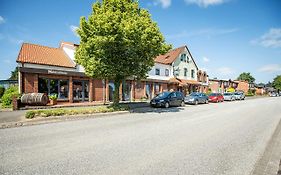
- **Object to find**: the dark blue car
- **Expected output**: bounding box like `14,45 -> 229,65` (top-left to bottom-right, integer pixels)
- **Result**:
150,91 -> 185,108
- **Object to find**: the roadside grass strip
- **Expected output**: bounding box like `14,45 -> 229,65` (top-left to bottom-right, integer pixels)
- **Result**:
25,105 -> 130,119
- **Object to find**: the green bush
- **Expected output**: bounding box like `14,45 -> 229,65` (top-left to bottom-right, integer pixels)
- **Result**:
0,86 -> 5,99
25,105 -> 130,119
25,111 -> 36,119
49,94 -> 58,100
1,86 -> 20,108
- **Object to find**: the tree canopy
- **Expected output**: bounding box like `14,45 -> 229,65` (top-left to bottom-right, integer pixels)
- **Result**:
237,72 -> 255,83
9,67 -> 18,80
75,0 -> 171,104
272,75 -> 281,90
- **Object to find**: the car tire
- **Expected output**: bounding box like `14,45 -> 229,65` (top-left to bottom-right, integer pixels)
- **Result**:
216,99 -> 219,103
181,101 -> 185,107
164,102 -> 169,108
195,100 -> 198,105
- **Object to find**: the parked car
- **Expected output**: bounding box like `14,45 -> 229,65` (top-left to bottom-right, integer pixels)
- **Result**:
223,93 -> 236,101
184,92 -> 209,105
234,92 -> 245,100
269,92 -> 279,97
208,93 -> 224,103
150,91 -> 184,108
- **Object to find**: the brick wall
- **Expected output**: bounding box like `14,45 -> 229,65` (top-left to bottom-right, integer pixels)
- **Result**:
209,81 -> 219,93
23,73 -> 38,93
93,79 -> 103,101
236,81 -> 249,93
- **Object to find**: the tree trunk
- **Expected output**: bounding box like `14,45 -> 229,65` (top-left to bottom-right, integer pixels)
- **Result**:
113,79 -> 122,106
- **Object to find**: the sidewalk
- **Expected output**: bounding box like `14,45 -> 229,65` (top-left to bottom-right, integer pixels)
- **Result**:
0,102 -> 150,129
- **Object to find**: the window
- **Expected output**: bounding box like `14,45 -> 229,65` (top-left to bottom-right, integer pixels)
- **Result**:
184,68 -> 188,77
154,83 -> 160,95
191,69 -> 195,78
180,54 -> 186,62
155,68 -> 160,75
165,69 -> 169,76
38,78 -> 69,99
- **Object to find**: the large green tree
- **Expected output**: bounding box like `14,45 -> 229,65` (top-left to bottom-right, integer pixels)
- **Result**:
237,72 -> 255,83
272,75 -> 281,90
75,0 -> 171,105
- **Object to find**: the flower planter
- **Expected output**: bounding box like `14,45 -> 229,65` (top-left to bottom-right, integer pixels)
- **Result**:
49,99 -> 57,106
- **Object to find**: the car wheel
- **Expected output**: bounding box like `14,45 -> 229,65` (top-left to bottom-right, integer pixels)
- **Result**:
181,101 -> 185,107
216,99 -> 219,103
164,102 -> 169,108
205,100 -> 209,104
195,100 -> 198,105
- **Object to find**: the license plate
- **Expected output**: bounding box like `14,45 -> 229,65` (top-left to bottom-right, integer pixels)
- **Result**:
151,102 -> 156,105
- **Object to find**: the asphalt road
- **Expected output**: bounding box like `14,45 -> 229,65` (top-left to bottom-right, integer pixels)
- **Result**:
0,97 -> 280,175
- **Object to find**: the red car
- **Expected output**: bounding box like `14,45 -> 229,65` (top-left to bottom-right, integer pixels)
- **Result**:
208,93 -> 224,103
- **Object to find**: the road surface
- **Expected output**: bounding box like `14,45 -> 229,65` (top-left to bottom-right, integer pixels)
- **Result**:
1,97 -> 280,175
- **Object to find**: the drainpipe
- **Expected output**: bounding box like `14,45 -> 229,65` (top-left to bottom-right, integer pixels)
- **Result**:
102,79 -> 105,105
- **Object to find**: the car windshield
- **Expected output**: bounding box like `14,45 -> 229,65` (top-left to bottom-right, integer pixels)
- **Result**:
234,92 -> 240,95
189,92 -> 199,96
155,92 -> 170,99
209,93 -> 217,96
224,93 -> 232,95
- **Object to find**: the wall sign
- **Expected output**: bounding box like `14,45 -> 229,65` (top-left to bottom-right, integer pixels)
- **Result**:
48,70 -> 68,75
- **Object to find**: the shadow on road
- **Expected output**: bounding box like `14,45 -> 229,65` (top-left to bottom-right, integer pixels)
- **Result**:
130,106 -> 185,114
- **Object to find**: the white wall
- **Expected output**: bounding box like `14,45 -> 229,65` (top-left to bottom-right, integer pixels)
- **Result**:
147,63 -> 173,81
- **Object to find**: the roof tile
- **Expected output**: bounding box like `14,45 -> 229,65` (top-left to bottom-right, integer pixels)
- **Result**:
17,43 -> 76,68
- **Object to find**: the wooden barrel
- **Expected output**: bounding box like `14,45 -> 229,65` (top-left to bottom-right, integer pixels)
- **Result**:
21,93 -> 49,106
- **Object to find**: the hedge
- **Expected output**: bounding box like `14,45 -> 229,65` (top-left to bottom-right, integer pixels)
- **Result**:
1,86 -> 20,108
25,105 -> 130,119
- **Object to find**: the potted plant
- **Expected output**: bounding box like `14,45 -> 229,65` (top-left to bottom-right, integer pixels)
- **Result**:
49,94 -> 58,105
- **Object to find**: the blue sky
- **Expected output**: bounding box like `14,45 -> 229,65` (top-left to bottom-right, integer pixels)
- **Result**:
0,0 -> 280,83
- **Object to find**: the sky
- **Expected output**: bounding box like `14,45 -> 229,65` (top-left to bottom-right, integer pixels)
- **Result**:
0,0 -> 281,83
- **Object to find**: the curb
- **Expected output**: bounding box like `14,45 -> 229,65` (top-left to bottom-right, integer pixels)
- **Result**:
0,111 -> 130,129
251,119 -> 281,175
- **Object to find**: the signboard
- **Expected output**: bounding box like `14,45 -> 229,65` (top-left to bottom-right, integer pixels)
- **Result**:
47,70 -> 68,75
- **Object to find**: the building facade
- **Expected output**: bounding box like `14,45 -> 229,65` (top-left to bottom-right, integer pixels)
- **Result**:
17,42 -> 208,104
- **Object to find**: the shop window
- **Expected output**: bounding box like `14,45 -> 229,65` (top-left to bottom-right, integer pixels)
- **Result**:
38,78 -> 69,99
154,83 -> 160,95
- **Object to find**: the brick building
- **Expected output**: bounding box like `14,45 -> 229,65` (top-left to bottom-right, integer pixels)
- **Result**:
17,42 -> 208,103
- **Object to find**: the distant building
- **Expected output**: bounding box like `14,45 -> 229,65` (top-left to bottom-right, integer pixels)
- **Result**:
209,79 -> 238,93
0,80 -> 18,89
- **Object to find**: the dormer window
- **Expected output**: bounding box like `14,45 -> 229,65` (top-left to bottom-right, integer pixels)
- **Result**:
165,69 -> 169,76
180,54 -> 186,62
155,68 -> 160,75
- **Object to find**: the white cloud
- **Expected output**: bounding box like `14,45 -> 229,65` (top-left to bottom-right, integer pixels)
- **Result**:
184,0 -> 227,8
202,57 -> 210,63
258,64 -> 281,73
251,28 -> 281,48
166,28 -> 238,39
153,0 -> 171,8
0,16 -> 5,24
217,67 -> 235,75
70,25 -> 79,36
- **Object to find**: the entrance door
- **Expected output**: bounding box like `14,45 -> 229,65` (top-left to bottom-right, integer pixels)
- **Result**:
108,81 -> 115,102
122,81 -> 131,101
73,80 -> 89,102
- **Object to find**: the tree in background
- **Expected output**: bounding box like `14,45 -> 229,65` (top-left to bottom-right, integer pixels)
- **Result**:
9,67 -> 18,80
75,0 -> 171,105
237,72 -> 255,83
272,75 -> 281,91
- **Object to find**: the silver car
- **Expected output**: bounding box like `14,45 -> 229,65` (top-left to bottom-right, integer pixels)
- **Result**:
234,92 -> 245,100
223,93 -> 235,101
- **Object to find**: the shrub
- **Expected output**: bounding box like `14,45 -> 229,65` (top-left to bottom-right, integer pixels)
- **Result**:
49,94 -> 58,100
1,86 -> 20,108
25,111 -> 36,119
0,86 -> 5,99
25,105 -> 130,118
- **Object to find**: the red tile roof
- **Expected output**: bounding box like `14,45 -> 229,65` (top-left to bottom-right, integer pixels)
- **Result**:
17,43 -> 76,68
154,45 -> 199,70
155,46 -> 186,65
